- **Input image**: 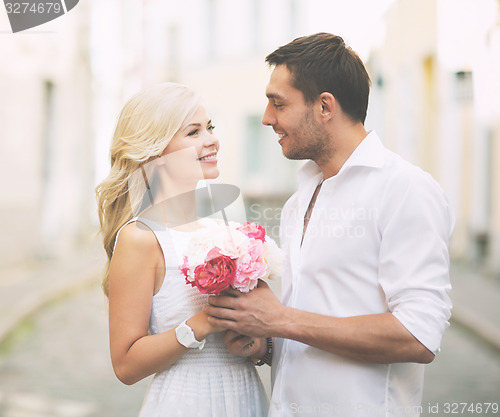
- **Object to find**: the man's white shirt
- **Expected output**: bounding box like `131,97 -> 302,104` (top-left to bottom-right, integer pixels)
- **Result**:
270,131 -> 454,417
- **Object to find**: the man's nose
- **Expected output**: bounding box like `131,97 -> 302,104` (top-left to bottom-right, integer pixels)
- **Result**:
262,103 -> 275,127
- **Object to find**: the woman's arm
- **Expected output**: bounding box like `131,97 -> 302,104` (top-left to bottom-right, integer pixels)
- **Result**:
108,222 -> 221,385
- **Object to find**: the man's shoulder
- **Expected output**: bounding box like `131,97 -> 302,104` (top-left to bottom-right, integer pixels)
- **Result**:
377,149 -> 452,228
380,148 -> 444,194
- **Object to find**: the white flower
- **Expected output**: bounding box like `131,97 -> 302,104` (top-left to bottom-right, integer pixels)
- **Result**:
192,222 -> 246,259
263,237 -> 284,279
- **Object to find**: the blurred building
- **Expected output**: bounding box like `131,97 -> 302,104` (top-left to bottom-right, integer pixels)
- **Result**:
0,3 -> 93,265
369,0 -> 500,275
1,0 -> 499,277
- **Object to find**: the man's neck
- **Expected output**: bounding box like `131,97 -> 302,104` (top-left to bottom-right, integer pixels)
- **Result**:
317,123 -> 368,179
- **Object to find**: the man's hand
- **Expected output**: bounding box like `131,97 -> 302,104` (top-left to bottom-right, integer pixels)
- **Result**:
204,280 -> 286,338
206,280 -> 435,364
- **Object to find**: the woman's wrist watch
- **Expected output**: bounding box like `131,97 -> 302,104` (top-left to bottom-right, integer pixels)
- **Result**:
175,320 -> 206,350
253,337 -> 273,366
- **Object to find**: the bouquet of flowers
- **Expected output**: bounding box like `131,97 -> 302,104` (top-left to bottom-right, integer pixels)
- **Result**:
180,221 -> 283,295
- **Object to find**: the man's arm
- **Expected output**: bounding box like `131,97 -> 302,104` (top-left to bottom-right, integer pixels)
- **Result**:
209,165 -> 452,365
204,281 -> 434,364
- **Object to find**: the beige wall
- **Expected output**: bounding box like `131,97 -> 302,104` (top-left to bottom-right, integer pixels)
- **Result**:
3,0 -> 499,275
373,0 -> 500,274
0,4 -> 93,264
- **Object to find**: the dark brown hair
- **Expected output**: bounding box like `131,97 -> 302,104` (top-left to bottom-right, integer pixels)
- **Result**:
266,32 -> 371,123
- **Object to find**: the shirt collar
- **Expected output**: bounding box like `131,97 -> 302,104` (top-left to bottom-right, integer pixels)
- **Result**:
297,130 -> 385,185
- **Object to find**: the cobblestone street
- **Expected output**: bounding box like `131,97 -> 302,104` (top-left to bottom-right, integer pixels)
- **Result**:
421,321 -> 500,416
0,283 -> 150,417
0,282 -> 499,417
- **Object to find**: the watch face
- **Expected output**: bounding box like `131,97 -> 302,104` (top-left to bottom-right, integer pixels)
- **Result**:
177,326 -> 191,344
176,323 -> 204,349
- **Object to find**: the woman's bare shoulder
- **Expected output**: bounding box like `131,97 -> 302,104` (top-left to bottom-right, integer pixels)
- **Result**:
115,221 -> 158,253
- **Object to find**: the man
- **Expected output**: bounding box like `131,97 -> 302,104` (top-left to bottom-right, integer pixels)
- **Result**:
204,33 -> 453,417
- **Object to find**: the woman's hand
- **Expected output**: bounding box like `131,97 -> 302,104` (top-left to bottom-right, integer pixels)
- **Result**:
186,309 -> 226,341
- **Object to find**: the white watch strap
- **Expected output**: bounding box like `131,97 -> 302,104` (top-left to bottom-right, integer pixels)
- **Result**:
175,320 -> 206,350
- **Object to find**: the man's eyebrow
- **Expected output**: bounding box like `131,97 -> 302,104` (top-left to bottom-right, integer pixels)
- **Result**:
266,92 -> 285,100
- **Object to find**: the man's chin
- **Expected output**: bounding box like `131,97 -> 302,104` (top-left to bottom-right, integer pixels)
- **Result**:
282,148 -> 308,161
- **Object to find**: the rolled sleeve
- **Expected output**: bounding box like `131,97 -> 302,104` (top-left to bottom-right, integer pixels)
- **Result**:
378,170 -> 454,354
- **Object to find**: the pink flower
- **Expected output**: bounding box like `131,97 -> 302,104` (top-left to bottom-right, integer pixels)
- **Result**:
186,254 -> 236,295
232,239 -> 268,292
180,256 -> 190,279
181,221 -> 282,296
237,222 -> 266,242
205,247 -> 223,261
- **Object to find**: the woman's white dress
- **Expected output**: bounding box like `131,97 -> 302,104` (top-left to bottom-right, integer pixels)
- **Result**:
116,217 -> 269,417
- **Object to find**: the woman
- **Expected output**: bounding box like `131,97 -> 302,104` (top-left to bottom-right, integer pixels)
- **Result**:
96,83 -> 268,416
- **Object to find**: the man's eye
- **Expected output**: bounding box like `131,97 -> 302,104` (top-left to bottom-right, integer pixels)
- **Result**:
187,129 -> 199,136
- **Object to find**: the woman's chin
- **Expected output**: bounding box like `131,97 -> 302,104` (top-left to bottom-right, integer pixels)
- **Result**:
203,168 -> 220,180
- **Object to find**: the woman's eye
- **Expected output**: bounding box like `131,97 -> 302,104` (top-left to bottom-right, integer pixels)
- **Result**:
208,125 -> 215,132
187,129 -> 199,136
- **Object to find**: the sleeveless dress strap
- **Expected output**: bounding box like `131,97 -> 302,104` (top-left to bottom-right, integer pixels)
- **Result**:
113,218 -> 138,253
113,217 -> 166,252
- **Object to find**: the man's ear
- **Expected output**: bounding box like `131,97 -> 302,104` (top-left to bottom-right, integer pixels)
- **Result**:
318,92 -> 336,121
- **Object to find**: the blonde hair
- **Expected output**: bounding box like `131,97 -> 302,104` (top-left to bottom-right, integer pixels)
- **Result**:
95,83 -> 201,296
